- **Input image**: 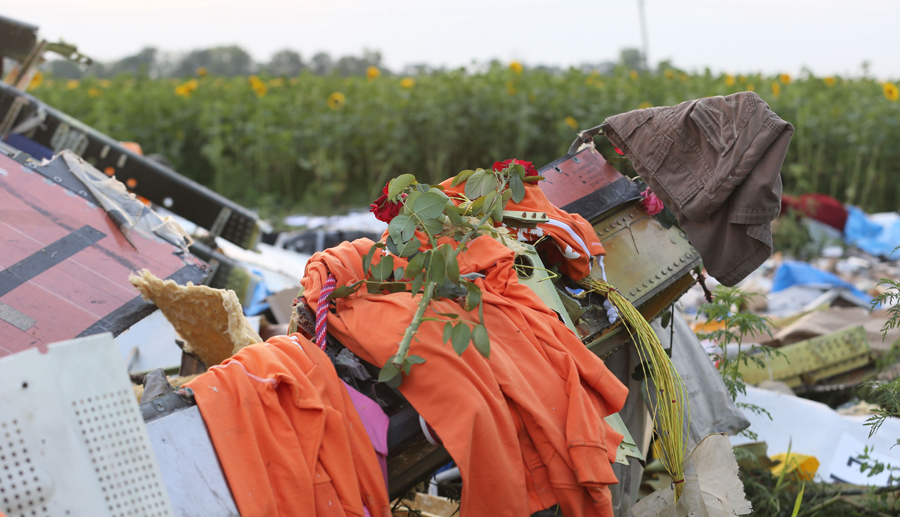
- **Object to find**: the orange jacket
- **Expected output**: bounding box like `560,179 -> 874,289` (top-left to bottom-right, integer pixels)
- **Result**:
439,178 -> 605,280
301,235 -> 627,516
187,335 -> 391,517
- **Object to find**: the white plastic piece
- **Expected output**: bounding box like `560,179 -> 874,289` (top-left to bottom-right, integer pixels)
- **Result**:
0,333 -> 174,517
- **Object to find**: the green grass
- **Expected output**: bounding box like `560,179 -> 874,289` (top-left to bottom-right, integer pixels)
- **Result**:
28,66 -> 900,215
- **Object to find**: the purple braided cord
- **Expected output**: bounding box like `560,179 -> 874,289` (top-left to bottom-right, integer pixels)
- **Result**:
315,274 -> 337,350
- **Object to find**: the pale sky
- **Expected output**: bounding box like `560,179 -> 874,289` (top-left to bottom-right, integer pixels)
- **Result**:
5,0 -> 899,78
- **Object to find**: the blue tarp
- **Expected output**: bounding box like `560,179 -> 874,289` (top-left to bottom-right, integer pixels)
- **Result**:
844,206 -> 900,258
771,260 -> 871,303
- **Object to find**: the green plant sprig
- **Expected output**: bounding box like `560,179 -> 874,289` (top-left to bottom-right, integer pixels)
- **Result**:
330,163 -> 538,386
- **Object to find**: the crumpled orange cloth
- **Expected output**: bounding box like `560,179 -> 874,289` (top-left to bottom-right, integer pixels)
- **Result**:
186,334 -> 391,517
301,234 -> 627,517
439,178 -> 605,280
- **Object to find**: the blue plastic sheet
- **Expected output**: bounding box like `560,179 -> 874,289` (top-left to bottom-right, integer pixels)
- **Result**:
771,260 -> 871,303
844,206 -> 900,258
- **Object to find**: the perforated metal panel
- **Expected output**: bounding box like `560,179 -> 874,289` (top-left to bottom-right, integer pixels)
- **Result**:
0,334 -> 173,516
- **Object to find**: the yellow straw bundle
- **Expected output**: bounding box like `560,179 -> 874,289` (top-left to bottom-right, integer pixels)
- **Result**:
578,276 -> 690,499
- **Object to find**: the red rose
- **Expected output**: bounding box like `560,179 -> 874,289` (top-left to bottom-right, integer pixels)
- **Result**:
369,182 -> 404,223
614,147 -> 625,156
493,158 -> 538,177
640,187 -> 665,216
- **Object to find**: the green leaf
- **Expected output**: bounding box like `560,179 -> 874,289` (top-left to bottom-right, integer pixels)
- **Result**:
406,355 -> 426,365
465,281 -> 482,311
389,214 -> 417,243
523,175 -> 545,183
481,190 -> 497,214
467,196 -> 485,215
451,323 -> 471,355
511,163 -> 526,178
509,173 -> 525,203
393,267 -> 405,280
367,281 -> 385,294
412,192 -> 447,221
370,255 -> 394,281
441,245 -> 459,283
492,192 -> 504,222
416,183 -> 430,193
472,324 -> 490,358
388,174 -> 416,199
326,280 -> 365,300
411,272 -> 425,296
421,217 -> 444,237
446,208 -> 463,227
378,361 -> 401,382
362,244 -> 384,276
436,312 -> 460,319
451,169 -> 476,187
501,188 -> 513,205
443,322 -> 453,344
428,246 -> 447,285
382,282 -> 407,293
394,236 -> 419,257
406,251 -> 428,278
465,170 -> 499,199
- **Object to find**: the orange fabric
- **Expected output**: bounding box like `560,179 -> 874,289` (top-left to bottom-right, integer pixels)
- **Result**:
301,235 -> 627,517
439,178 -> 605,280
186,335 -> 391,517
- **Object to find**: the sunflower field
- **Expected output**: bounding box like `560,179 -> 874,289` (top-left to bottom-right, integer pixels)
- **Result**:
27,65 -> 900,216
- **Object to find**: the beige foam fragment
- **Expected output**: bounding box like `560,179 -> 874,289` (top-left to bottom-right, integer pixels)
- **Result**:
129,269 -> 262,366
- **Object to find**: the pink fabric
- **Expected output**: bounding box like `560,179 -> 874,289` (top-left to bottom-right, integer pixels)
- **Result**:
341,381 -> 390,487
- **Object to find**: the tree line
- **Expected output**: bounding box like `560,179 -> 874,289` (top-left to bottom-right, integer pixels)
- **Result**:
42,46 -> 652,79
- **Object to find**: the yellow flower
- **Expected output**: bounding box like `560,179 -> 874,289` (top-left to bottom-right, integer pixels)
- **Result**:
88,87 -> 103,98
771,82 -> 781,97
66,79 -> 80,89
400,77 -> 415,89
98,79 -> 112,88
268,78 -> 285,88
509,61 -> 523,74
746,83 -> 755,92
197,66 -> 208,78
366,66 -> 381,80
638,101 -> 653,109
175,79 -> 199,98
663,69 -> 674,79
629,69 -> 639,80
884,82 -> 900,101
564,116 -> 578,129
506,80 -> 516,95
249,75 -> 267,97
780,73 -> 791,85
26,71 -> 43,91
724,74 -> 735,87
823,76 -> 836,87
327,91 -> 346,110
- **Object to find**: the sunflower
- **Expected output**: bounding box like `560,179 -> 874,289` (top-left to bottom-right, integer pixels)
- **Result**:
327,92 -> 346,110
400,77 -> 415,89
509,61 -> 523,74
663,69 -> 674,79
771,82 -> 781,97
629,69 -> 639,80
780,73 -> 792,85
564,116 -> 578,129
724,74 -> 735,87
249,75 -> 267,97
638,101 -> 652,109
366,66 -> 381,80
824,76 -> 836,87
27,71 -> 43,91
883,82 -> 899,101
175,79 -> 199,98
197,66 -> 208,78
